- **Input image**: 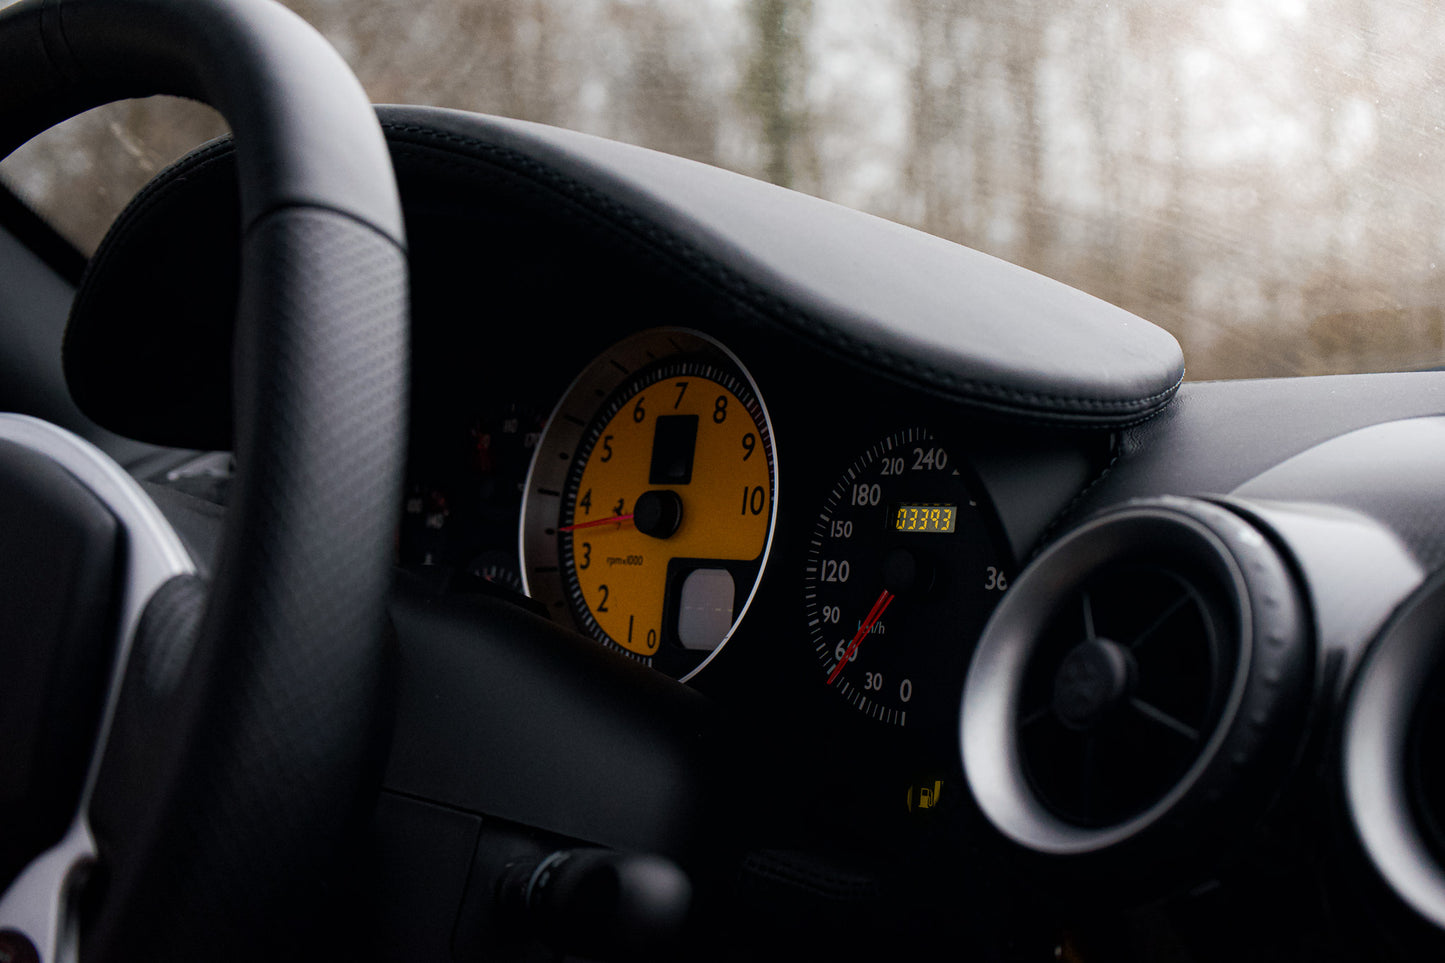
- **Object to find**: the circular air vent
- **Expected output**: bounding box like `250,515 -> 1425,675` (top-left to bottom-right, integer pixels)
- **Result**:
961,497 -> 1310,856
1344,571 -> 1445,930
1017,562 -> 1234,827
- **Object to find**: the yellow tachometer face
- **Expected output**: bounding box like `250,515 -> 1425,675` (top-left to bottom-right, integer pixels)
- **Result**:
566,372 -> 771,655
520,330 -> 777,680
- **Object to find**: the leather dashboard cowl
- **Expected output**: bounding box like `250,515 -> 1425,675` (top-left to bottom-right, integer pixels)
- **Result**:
66,105 -> 1185,448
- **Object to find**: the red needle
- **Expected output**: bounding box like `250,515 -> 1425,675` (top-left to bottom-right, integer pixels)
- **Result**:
827,589 -> 895,685
557,513 -> 634,533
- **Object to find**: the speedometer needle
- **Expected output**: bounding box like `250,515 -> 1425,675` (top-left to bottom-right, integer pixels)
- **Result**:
557,513 -> 635,533
827,589 -> 895,685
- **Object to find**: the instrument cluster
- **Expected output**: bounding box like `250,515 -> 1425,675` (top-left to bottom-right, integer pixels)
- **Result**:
399,325 -> 1028,740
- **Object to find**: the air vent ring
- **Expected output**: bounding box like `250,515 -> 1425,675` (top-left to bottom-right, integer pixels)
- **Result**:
961,496 -> 1309,857
1343,569 -> 1445,930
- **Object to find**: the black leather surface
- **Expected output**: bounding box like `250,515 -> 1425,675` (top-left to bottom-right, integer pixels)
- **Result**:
0,0 -> 402,243
64,105 -> 1185,446
377,107 -> 1183,423
87,208 -> 407,962
386,581 -> 714,861
64,137 -> 242,449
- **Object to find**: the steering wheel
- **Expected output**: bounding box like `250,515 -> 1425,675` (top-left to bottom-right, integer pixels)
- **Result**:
0,0 -> 406,960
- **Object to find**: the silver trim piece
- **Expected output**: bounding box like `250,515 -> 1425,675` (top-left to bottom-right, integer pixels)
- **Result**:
0,415 -> 197,963
1343,577 -> 1445,930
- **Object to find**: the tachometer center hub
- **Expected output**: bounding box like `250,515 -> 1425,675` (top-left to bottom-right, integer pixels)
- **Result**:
633,489 -> 683,540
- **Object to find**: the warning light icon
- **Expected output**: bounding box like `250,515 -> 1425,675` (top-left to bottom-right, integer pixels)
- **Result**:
906,780 -> 943,813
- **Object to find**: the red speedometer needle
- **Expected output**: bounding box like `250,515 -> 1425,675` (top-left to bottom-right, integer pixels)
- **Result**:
827,589 -> 895,685
557,513 -> 635,533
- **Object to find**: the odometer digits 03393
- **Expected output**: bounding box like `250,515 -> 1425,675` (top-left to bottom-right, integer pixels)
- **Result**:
521,329 -> 777,680
805,428 -> 1009,727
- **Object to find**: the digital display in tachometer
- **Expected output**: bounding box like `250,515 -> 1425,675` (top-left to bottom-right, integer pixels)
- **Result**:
805,428 -> 1009,727
521,329 -> 777,680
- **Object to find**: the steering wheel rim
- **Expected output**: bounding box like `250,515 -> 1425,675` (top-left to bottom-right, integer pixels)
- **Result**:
0,0 -> 407,959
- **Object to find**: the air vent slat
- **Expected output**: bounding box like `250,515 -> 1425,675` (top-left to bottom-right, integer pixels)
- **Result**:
1128,697 -> 1202,744
1127,590 -> 1191,654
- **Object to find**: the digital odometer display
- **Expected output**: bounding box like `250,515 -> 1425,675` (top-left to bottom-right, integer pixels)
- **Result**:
893,503 -> 956,534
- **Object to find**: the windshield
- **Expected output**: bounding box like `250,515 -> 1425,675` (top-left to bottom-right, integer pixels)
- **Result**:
3,0 -> 1442,380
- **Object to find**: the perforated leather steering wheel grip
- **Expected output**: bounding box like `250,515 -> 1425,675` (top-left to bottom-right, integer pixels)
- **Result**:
0,0 -> 407,959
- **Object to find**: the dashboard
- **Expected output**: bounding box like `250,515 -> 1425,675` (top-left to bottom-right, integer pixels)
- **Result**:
43,104 -> 1445,961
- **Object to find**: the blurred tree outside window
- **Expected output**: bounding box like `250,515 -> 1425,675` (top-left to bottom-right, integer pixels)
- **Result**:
4,0 -> 1444,380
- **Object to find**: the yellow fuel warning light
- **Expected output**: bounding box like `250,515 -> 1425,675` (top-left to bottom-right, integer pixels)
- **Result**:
906,780 -> 944,813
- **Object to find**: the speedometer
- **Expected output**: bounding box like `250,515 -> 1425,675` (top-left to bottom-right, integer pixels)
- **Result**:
521,329 -> 777,680
805,428 -> 1009,727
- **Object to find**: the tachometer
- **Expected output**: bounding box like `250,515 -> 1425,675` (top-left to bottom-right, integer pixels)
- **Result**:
805,428 -> 1008,727
521,329 -> 777,680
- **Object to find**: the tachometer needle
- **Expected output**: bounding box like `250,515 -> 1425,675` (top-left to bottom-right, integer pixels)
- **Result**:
557,513 -> 635,533
827,589 -> 895,685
